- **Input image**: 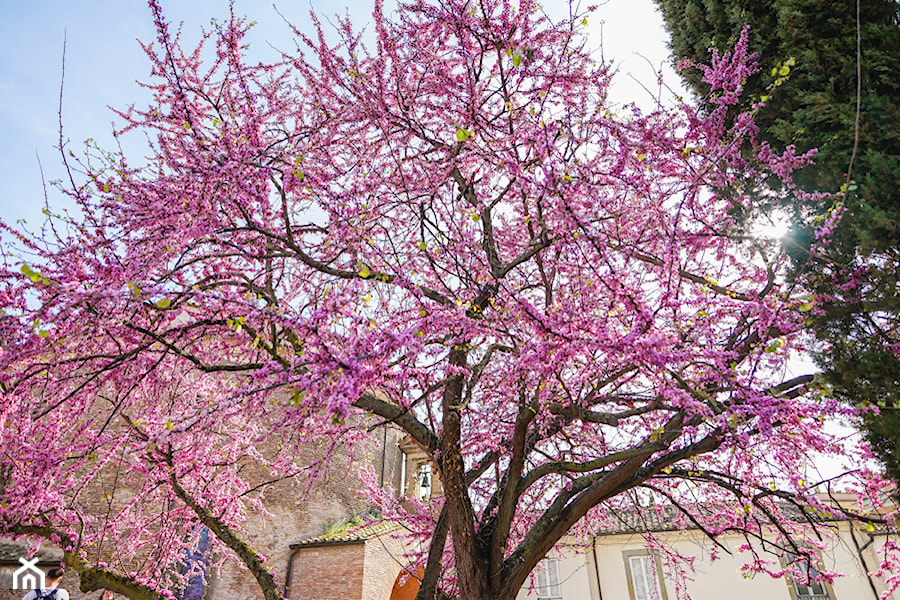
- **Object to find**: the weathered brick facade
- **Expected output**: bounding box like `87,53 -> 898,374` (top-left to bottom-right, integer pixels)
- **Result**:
289,543 -> 366,600
206,425 -> 406,600
1,424 -> 409,600
287,523 -> 420,600
279,437 -> 442,600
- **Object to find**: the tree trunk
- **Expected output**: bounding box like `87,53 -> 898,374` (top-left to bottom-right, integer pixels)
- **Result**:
441,346 -> 493,600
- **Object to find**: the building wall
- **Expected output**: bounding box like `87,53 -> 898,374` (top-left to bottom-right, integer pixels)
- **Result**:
286,529 -> 419,600
0,424 -> 405,600
517,525 -> 899,600
202,424 -> 405,600
516,546 -> 596,600
362,530 -> 417,600
290,543 -> 366,600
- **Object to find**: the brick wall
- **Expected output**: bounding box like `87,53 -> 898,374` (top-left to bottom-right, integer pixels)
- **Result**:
201,423 -> 405,600
2,423 -> 405,600
289,543 -> 365,600
361,531 -> 415,600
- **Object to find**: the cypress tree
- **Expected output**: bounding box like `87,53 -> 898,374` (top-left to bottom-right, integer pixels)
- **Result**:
655,0 -> 900,486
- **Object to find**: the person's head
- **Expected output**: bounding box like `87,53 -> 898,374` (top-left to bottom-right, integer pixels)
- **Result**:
46,566 -> 65,587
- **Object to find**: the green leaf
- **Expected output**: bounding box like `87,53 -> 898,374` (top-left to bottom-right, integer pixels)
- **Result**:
455,128 -> 470,142
156,299 -> 172,309
358,265 -> 372,278
418,241 -> 428,251
38,330 -> 49,338
512,52 -> 522,67
779,64 -> 790,77
799,303 -> 812,312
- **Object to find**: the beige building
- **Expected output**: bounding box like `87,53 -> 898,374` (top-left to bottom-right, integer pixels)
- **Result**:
7,425 -> 897,600
517,509 -> 897,600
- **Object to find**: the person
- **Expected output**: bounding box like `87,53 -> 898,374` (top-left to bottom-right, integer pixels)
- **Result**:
21,566 -> 70,600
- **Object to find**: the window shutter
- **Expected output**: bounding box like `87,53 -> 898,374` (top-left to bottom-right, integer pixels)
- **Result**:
535,559 -> 561,598
536,562 -> 548,593
630,555 -> 662,600
545,559 -> 561,597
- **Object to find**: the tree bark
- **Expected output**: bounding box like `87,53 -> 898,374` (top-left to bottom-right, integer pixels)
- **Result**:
441,345 -> 492,600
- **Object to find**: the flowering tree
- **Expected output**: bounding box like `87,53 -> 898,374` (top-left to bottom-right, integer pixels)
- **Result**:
0,1 -> 889,599
654,0 -> 900,495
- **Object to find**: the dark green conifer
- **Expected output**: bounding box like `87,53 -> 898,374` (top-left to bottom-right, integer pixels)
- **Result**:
655,0 -> 900,488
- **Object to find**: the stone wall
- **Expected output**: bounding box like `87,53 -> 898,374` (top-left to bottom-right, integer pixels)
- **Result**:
361,531 -> 414,600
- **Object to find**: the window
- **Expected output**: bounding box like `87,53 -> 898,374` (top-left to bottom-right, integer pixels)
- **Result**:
784,553 -> 835,600
534,558 -> 561,599
623,550 -> 666,600
399,451 -> 408,497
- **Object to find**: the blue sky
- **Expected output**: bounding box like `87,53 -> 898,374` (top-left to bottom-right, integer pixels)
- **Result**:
0,0 -> 678,228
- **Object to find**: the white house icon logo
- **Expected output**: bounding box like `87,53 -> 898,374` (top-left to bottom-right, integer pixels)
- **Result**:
12,557 -> 45,590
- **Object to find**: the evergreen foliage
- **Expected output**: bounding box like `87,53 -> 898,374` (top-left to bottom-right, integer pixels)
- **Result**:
654,0 -> 900,487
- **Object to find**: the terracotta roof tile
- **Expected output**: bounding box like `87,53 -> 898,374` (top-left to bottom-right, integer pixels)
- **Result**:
293,521 -> 402,547
596,504 -> 847,535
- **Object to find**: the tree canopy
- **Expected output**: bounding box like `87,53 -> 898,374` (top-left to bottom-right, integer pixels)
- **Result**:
653,0 -> 900,486
0,1 -> 892,599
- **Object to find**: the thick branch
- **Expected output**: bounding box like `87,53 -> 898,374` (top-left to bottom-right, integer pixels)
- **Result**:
5,524 -> 166,600
415,505 -> 451,600
489,394 -> 540,583
546,403 -> 620,426
355,393 -> 439,454
169,474 -> 283,600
